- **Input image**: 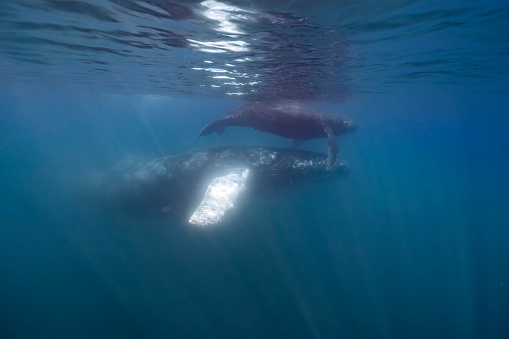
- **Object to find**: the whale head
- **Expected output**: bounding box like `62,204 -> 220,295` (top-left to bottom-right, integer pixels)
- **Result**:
331,115 -> 358,135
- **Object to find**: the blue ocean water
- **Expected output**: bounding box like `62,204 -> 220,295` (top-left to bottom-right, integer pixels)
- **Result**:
1,1 -> 508,338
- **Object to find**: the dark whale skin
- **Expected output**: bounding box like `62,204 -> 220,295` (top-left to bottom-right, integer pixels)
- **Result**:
199,101 -> 358,139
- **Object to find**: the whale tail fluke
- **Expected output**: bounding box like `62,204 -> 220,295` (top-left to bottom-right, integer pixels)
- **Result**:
199,119 -> 227,136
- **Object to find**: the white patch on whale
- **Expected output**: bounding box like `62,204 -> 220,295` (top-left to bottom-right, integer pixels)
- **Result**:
189,168 -> 250,226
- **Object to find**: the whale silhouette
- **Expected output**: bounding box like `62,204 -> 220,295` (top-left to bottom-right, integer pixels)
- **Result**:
93,146 -> 349,226
199,101 -> 358,170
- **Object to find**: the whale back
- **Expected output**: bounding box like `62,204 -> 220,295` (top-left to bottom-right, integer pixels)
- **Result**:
222,101 -> 358,139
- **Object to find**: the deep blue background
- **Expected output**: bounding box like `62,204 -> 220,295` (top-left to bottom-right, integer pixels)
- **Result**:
0,84 -> 508,338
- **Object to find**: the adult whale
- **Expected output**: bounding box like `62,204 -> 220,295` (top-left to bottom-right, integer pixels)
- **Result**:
93,146 -> 349,226
199,101 -> 358,170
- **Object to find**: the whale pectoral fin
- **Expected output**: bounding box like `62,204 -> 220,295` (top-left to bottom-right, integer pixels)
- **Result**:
199,119 -> 227,136
189,168 -> 250,226
291,139 -> 306,149
323,124 -> 338,170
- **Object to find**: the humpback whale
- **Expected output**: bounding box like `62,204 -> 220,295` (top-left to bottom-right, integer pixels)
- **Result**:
94,147 -> 349,226
199,101 -> 358,170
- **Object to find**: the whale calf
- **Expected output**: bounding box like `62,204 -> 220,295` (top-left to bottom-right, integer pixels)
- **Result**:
199,101 -> 358,170
93,146 -> 349,226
